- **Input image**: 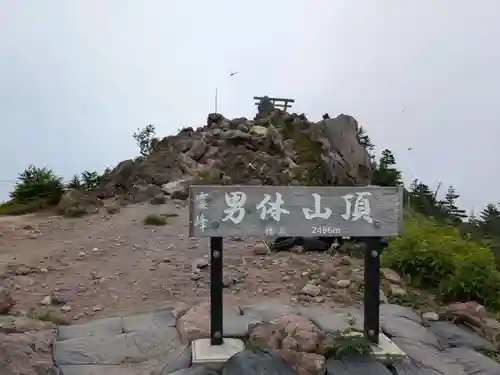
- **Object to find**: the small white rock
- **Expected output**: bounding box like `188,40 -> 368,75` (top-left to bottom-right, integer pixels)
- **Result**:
336,279 -> 352,288
40,295 -> 52,305
301,283 -> 321,297
422,312 -> 439,321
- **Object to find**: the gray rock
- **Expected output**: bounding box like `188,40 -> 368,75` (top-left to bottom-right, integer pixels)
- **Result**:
222,130 -> 251,141
301,283 -> 321,297
57,317 -> 124,341
59,361 -> 159,375
241,304 -> 298,322
54,328 -> 181,365
301,307 -> 364,332
422,312 -> 440,321
428,321 -> 496,351
310,114 -> 372,185
249,126 -> 268,137
336,279 -> 351,288
122,309 -> 177,333
221,350 -> 295,375
230,117 -> 248,127
393,358 -> 449,375
380,304 -> 422,324
236,123 -> 249,133
150,194 -> 167,205
389,284 -> 407,297
267,124 -> 285,153
326,356 -> 393,375
223,314 -> 263,338
187,139 -> 209,161
132,184 -> 163,203
161,179 -> 192,200
381,317 -> 441,349
169,367 -> 219,375
445,347 -> 500,375
150,345 -> 192,375
393,339 -> 467,375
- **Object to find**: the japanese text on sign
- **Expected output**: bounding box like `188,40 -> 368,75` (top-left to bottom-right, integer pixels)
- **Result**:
189,186 -> 403,238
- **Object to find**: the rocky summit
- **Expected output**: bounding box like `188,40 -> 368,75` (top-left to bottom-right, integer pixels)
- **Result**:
97,104 -> 371,202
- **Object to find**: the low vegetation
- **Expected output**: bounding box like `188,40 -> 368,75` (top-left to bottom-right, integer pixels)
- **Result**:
143,214 -> 167,226
322,330 -> 373,359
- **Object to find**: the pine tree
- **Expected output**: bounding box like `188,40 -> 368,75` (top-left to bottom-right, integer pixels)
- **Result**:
478,203 -> 500,239
357,126 -> 374,151
67,175 -> 81,190
439,185 -> 467,223
408,179 -> 440,217
372,149 -> 403,187
357,127 -> 376,169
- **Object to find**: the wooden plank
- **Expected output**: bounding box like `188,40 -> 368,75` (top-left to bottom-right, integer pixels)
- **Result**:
254,103 -> 293,109
188,185 -> 403,238
253,96 -> 296,103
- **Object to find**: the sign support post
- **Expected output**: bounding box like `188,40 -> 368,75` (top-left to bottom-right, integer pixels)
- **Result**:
363,237 -> 387,344
210,237 -> 224,345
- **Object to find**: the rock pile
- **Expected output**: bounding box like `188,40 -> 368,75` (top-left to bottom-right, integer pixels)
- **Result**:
97,105 -> 372,202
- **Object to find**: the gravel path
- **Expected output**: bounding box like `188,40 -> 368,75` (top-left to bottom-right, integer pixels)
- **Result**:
0,200 -> 360,323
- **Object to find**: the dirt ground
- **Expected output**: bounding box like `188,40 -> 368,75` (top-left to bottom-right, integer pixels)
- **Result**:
0,199 -> 361,323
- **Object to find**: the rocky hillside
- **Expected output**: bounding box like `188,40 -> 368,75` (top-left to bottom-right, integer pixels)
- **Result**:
97,104 -> 372,202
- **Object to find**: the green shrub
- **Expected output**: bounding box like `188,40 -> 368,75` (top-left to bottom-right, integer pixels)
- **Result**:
9,165 -> 64,206
382,216 -> 500,309
322,331 -> 373,359
0,199 -> 49,215
143,214 -> 167,226
439,250 -> 500,308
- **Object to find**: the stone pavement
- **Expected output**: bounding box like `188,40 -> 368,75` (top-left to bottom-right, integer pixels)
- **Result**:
25,303 -> 500,375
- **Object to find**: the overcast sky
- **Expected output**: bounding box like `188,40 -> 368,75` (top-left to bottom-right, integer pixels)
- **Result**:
0,1 -> 499,214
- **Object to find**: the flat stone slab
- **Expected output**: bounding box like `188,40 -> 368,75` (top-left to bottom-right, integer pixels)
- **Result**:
380,304 -> 422,324
50,304 -> 500,375
221,350 -> 296,375
57,317 -> 124,341
392,339 -> 467,375
59,361 -> 158,375
122,309 -> 177,332
57,310 -> 177,341
300,306 -> 364,332
240,303 -> 298,322
54,327 -> 181,365
428,321 -> 496,351
445,347 -> 500,375
326,356 -> 393,375
381,317 -> 441,349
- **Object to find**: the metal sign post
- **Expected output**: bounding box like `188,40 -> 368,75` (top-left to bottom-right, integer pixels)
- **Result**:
363,237 -> 388,343
209,236 -> 224,345
189,185 -> 403,346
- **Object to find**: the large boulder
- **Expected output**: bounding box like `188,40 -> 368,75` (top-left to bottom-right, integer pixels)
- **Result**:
310,114 -> 372,186
96,108 -> 373,200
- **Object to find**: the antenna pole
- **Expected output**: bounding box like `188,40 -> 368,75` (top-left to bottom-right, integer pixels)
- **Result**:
215,88 -> 218,113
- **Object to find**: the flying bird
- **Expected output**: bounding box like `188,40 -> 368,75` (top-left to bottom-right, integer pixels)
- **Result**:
408,147 -> 413,151
230,71 -> 239,76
